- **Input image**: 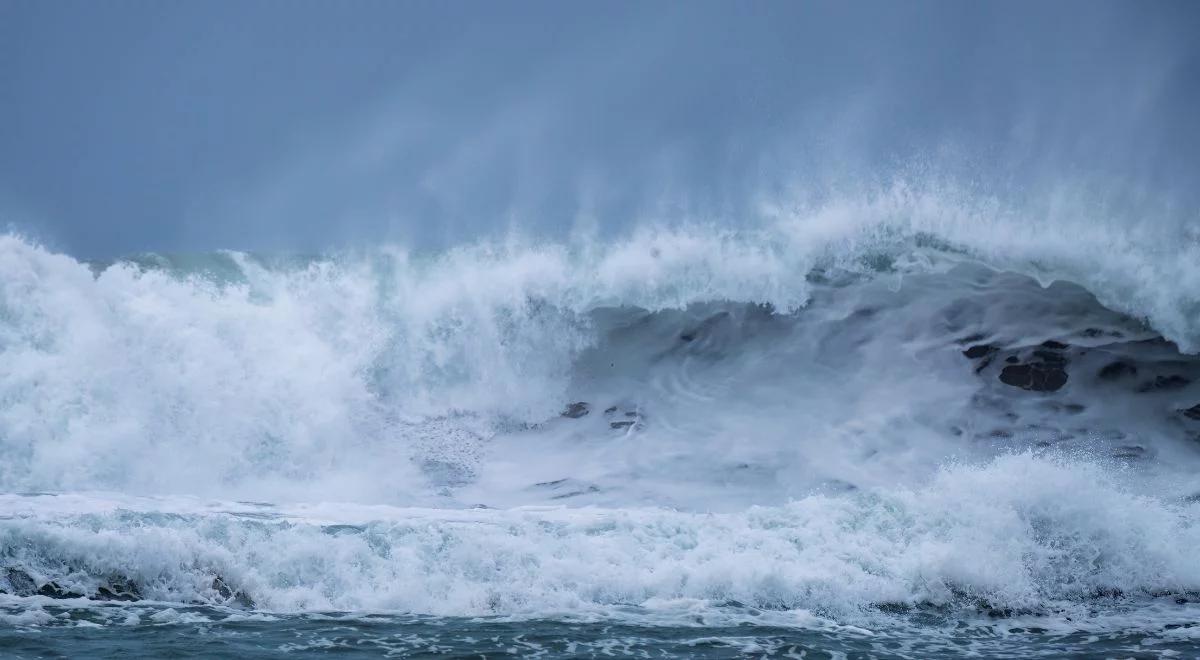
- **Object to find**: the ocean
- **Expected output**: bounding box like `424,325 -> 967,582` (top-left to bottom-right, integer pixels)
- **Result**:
1,189 -> 1199,658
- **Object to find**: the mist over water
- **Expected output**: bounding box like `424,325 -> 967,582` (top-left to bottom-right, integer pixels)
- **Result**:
3,1 -> 1198,255
2,1 -> 1200,657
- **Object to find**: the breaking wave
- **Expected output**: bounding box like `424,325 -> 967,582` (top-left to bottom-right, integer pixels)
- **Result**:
1,184 -> 1199,636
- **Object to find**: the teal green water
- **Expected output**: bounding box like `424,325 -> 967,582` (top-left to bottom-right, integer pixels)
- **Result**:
4,604 -> 1200,659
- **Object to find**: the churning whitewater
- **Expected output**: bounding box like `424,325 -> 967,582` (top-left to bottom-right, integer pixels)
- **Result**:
2,189 -> 1200,656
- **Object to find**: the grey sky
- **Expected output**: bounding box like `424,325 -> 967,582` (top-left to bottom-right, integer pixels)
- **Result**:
1,0 -> 1197,257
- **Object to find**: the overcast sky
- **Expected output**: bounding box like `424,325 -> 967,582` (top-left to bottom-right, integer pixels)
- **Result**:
2,0 -> 1197,257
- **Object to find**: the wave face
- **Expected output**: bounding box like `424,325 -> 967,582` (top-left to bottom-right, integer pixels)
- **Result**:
1,192 -> 1200,654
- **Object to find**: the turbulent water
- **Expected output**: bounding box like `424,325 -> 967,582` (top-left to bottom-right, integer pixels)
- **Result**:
2,192 -> 1200,658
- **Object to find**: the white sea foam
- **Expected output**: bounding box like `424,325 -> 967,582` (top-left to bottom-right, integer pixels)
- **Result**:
0,454 -> 1196,619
